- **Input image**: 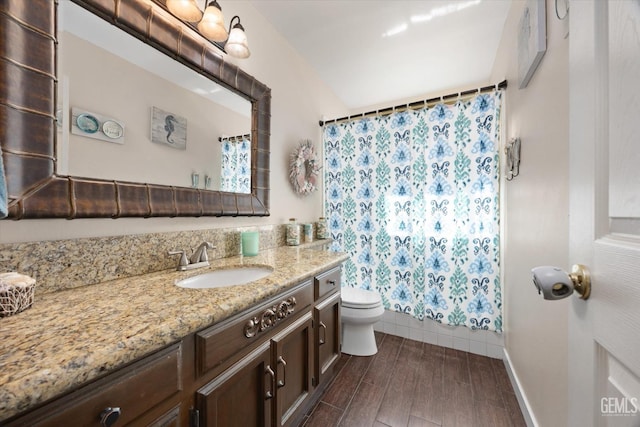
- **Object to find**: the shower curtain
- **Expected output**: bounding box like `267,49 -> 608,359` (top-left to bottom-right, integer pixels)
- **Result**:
220,135 -> 251,193
323,92 -> 502,332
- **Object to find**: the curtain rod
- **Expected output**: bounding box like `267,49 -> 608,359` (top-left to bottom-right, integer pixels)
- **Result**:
218,133 -> 251,142
319,79 -> 507,127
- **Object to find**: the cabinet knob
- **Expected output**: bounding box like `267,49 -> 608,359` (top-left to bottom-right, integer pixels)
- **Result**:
99,407 -> 121,427
328,280 -> 336,287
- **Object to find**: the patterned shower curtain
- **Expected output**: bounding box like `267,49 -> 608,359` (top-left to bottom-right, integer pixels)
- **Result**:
220,135 -> 251,193
323,92 -> 502,332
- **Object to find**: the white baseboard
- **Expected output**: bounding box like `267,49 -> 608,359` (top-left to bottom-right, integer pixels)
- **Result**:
502,348 -> 538,427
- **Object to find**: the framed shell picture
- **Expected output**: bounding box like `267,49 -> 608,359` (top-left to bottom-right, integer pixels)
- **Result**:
151,106 -> 187,150
517,0 -> 546,89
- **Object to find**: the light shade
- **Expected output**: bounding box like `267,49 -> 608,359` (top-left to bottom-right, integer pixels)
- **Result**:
166,0 -> 202,22
225,18 -> 250,59
197,1 -> 228,42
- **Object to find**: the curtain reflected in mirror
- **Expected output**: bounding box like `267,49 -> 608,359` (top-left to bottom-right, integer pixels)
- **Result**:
220,134 -> 251,194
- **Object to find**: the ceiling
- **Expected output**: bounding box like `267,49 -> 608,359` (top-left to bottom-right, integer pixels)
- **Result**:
249,0 -> 512,110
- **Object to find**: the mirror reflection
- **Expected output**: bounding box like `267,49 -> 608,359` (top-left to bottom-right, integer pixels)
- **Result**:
57,1 -> 252,193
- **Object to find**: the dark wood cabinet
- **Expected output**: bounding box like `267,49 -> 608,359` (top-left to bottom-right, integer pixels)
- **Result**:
195,268 -> 341,427
196,343 -> 273,427
5,264 -> 344,427
314,291 -> 341,386
4,343 -> 184,427
195,282 -> 314,379
313,266 -> 342,387
195,311 -> 314,427
195,298 -> 314,427
272,313 -> 314,427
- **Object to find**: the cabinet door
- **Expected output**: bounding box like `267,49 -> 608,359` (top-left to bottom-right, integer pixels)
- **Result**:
271,312 -> 314,427
196,342 -> 273,427
314,291 -> 341,386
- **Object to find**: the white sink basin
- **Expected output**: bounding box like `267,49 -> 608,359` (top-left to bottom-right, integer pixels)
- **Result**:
176,266 -> 274,289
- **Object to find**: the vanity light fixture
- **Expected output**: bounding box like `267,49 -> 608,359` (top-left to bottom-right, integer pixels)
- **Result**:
166,0 -> 250,58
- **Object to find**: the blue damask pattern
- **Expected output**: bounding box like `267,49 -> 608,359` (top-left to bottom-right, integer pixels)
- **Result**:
220,136 -> 251,193
324,92 -> 502,332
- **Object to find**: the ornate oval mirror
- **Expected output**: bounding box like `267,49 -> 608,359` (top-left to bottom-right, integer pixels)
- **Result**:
0,0 -> 270,219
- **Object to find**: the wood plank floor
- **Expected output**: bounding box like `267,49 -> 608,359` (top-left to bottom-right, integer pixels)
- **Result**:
302,332 -> 527,427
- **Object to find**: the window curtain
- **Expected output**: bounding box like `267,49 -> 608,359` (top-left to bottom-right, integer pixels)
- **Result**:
220,135 -> 251,193
323,92 -> 502,332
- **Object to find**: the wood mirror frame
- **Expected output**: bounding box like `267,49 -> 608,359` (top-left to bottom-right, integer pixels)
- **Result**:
0,0 -> 270,219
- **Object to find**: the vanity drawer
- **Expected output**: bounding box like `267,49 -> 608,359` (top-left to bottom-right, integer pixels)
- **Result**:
314,267 -> 341,300
7,342 -> 183,427
196,280 -> 313,377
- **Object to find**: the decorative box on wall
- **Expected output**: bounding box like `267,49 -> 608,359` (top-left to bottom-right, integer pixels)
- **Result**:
518,0 -> 546,89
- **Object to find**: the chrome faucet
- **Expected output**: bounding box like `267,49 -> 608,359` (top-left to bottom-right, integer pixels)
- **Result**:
190,241 -> 213,264
168,242 -> 215,271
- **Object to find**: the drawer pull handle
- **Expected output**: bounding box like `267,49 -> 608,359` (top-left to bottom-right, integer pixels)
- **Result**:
265,365 -> 275,399
319,321 -> 327,345
277,356 -> 287,388
328,280 -> 336,286
244,297 -> 297,338
99,407 -> 121,427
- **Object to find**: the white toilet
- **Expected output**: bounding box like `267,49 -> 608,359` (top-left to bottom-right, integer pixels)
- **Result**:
340,287 -> 384,356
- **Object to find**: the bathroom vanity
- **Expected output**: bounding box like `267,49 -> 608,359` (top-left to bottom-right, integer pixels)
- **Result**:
0,246 -> 347,427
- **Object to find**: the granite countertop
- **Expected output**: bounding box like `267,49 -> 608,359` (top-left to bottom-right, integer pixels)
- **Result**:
0,244 -> 348,420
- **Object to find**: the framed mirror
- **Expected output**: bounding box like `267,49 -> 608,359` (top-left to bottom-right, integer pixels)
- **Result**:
0,0 -> 270,219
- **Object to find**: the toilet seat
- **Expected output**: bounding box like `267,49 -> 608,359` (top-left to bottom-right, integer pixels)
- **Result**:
341,287 -> 382,309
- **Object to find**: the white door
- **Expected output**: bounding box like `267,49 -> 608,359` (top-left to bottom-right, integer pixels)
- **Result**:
569,1 -> 640,426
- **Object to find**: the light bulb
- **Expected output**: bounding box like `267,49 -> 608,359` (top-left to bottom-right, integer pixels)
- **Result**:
166,0 -> 202,22
197,1 -> 228,42
226,21 -> 250,58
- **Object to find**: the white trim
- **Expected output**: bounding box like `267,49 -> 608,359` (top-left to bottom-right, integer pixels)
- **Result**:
503,347 -> 538,427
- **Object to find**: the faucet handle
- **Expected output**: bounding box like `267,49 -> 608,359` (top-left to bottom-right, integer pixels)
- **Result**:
168,250 -> 189,269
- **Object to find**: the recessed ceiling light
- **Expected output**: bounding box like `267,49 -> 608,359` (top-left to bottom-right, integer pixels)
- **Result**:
411,0 -> 482,24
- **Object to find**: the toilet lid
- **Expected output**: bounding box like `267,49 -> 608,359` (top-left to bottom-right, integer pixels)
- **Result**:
341,287 -> 382,309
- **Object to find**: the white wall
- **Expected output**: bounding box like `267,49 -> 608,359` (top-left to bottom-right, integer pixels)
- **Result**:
0,1 -> 348,243
491,1 -> 570,425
